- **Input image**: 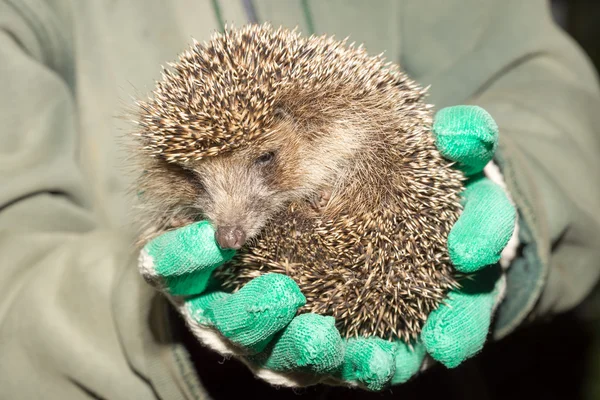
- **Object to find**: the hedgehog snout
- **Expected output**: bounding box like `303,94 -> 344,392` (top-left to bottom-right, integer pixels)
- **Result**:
215,225 -> 247,250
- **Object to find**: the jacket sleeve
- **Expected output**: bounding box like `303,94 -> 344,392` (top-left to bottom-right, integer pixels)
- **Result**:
0,2 -> 161,398
401,0 -> 600,338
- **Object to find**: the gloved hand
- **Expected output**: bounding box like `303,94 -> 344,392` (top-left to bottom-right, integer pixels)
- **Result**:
138,105 -> 517,391
139,222 -> 346,385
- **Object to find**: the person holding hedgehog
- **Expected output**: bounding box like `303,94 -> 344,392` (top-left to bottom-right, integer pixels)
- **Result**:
0,1 -> 599,399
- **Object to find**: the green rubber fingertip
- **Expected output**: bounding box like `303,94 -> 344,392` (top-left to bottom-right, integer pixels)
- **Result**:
422,265 -> 502,368
252,314 -> 344,374
449,176 -> 516,273
339,338 -> 397,391
145,221 -> 236,296
205,273 -> 306,353
433,105 -> 498,176
391,342 -> 427,385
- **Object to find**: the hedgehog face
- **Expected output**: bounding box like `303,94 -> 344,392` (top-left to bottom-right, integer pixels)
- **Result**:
181,115 -> 357,250
190,145 -> 296,250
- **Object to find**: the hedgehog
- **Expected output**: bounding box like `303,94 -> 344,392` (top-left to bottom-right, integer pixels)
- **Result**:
131,23 -> 465,342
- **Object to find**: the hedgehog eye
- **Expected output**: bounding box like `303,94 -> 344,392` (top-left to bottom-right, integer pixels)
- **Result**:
273,107 -> 287,120
255,151 -> 275,166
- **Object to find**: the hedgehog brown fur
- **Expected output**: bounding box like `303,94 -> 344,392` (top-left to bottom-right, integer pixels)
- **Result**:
132,24 -> 465,342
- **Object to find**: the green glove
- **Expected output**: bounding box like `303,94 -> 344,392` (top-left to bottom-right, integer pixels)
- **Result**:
325,106 -> 517,390
139,222 -> 344,374
138,105 -> 517,391
421,105 -> 517,368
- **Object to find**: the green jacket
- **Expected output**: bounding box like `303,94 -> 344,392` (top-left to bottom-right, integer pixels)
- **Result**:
1,1 -> 599,399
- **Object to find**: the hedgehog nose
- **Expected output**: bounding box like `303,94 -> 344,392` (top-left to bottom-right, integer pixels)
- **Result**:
215,225 -> 246,250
